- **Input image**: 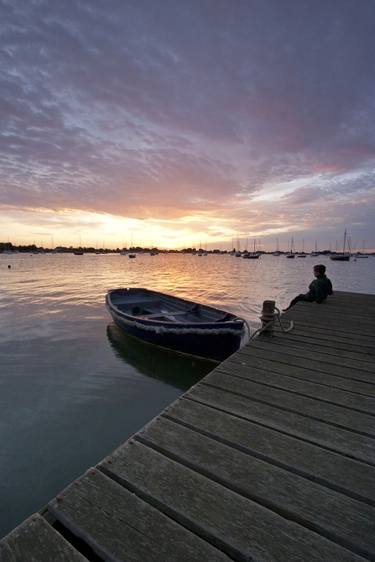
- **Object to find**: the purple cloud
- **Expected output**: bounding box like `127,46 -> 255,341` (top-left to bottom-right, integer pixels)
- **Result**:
0,0 -> 375,245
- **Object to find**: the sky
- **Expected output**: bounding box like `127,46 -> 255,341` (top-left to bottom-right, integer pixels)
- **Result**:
1,0 -> 375,250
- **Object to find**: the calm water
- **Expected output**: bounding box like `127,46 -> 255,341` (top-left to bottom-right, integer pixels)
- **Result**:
1,253 -> 375,537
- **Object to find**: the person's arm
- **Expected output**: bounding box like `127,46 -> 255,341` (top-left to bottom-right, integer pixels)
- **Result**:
327,279 -> 333,295
307,280 -> 317,301
314,279 -> 326,303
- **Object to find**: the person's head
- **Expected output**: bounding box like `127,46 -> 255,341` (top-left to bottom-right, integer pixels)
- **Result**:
314,264 -> 326,277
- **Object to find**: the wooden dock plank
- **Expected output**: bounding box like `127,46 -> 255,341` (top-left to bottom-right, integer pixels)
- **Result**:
48,468 -> 231,562
251,337 -> 375,367
0,514 -> 87,562
227,353 -> 375,395
204,371 -> 375,436
239,345 -> 375,380
164,397 -> 375,505
276,323 -> 375,346
273,330 -> 375,356
100,440 -> 369,562
332,291 -> 375,304
235,346 -> 375,385
281,311 -> 375,337
136,416 -> 375,558
187,384 -> 375,464
296,299 -> 375,314
215,361 -> 375,414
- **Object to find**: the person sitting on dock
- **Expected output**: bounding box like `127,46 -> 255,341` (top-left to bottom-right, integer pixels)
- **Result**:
283,264 -> 333,311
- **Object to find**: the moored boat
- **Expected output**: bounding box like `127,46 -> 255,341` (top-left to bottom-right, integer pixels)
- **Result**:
286,236 -> 295,258
330,229 -> 350,261
243,252 -> 260,259
106,288 -> 246,361
243,239 -> 260,258
330,253 -> 350,261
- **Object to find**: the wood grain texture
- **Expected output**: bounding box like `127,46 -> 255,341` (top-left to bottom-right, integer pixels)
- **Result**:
187,384 -> 375,464
101,440 -> 369,562
137,416 -> 375,558
216,361 -> 375,413
48,468 -> 230,562
164,397 -> 375,504
203,370 -> 375,435
0,514 -> 86,562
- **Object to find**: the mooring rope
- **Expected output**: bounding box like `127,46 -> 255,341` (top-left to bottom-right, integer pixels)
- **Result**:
250,306 -> 294,340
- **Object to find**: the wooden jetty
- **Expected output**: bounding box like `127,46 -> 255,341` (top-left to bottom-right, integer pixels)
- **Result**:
1,290 -> 374,561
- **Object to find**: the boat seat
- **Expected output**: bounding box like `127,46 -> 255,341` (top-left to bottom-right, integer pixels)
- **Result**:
137,310 -> 189,319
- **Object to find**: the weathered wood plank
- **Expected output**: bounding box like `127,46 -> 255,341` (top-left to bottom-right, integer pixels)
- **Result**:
100,440 -> 368,562
48,468 -> 230,562
187,384 -> 375,464
296,300 -> 375,316
164,398 -> 375,505
0,514 -> 86,562
137,416 -> 375,558
333,291 -> 375,303
253,336 -> 375,365
238,346 -> 375,383
285,305 -> 375,323
285,301 -> 375,320
204,371 -> 375,436
229,353 -> 375,396
227,353 -> 375,395
288,296 -> 375,314
296,304 -> 375,318
281,311 -> 375,337
248,338 -> 375,372
276,323 -> 375,345
273,329 -> 375,356
215,362 -> 375,414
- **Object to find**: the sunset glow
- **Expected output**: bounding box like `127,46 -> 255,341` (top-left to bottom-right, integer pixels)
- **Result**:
1,1 -> 374,250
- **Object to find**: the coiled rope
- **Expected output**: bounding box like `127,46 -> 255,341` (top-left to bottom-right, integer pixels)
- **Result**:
250,306 -> 294,340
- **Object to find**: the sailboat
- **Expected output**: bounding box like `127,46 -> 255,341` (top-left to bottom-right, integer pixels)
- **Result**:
354,241 -> 369,258
235,238 -> 242,257
272,238 -> 281,256
310,240 -> 319,257
330,230 -> 350,261
243,239 -> 260,259
297,239 -> 307,257
286,237 -> 295,258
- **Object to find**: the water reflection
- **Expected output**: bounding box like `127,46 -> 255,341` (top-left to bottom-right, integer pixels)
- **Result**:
106,323 -> 214,390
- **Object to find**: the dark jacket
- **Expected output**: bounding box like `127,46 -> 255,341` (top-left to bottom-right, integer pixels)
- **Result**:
307,275 -> 333,303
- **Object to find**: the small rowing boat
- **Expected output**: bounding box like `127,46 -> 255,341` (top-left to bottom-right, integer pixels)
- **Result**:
106,288 -> 246,361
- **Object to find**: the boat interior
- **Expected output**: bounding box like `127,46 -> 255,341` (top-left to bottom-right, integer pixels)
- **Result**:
110,292 -> 235,323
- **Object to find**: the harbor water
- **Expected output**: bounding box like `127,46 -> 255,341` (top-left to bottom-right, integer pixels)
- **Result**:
1,252 -> 374,538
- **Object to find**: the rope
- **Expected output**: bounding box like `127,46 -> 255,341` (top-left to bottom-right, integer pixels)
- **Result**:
250,306 -> 294,340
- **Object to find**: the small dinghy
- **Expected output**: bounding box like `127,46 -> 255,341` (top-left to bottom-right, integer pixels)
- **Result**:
106,288 -> 246,361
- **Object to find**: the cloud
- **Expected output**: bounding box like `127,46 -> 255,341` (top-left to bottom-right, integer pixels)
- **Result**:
0,0 -> 375,245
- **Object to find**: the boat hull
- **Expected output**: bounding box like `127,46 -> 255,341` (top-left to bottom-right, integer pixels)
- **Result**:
330,255 -> 350,261
106,289 -> 244,362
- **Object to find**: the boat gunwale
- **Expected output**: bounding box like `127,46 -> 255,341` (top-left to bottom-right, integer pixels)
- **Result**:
106,288 -> 244,329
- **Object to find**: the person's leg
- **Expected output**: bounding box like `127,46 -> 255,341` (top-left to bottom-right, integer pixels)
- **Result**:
283,293 -> 312,311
